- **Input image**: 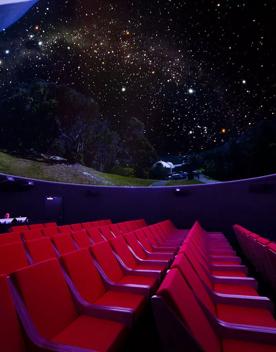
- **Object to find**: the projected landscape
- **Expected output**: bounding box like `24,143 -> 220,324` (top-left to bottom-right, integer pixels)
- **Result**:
0,1 -> 275,186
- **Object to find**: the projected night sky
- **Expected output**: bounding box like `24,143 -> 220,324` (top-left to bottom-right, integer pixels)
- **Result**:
0,0 -> 275,154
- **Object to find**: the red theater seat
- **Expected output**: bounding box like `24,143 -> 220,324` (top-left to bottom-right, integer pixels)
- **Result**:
42,226 -> 59,238
61,249 -> 145,319
70,223 -> 83,232
0,242 -> 29,275
124,232 -> 172,261
10,225 -> 29,234
28,224 -> 44,230
25,238 -> 57,263
58,225 -> 72,235
152,268 -> 276,352
0,232 -> 22,246
110,236 -> 166,273
11,259 -> 127,352
43,222 -> 57,228
52,234 -> 77,255
22,229 -> 44,241
91,241 -> 158,293
71,230 -> 91,249
87,227 -> 105,243
99,226 -> 116,240
0,276 -> 26,352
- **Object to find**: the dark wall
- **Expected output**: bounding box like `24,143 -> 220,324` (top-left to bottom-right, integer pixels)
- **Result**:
0,173 -> 276,240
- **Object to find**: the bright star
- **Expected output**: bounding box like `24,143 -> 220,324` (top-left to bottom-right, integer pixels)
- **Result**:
188,88 -> 195,94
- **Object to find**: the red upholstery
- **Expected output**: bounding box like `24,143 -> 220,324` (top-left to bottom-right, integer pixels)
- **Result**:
13,259 -> 78,339
0,276 -> 26,352
52,234 -> 76,255
62,249 -> 106,302
28,224 -> 44,230
12,259 -> 126,351
157,268 -> 221,352
99,226 -> 115,240
42,226 -> 59,238
70,223 -> 83,232
91,242 -> 157,288
91,242 -> 125,282
58,225 -> 72,235
110,236 -> 165,271
0,242 -> 28,275
217,304 -> 276,328
10,225 -> 28,233
43,222 -> 57,228
71,230 -> 91,249
0,232 -> 22,246
22,229 -> 43,241
52,315 -> 126,352
62,249 -> 145,311
87,228 -> 105,243
26,238 -> 57,263
223,339 -> 276,352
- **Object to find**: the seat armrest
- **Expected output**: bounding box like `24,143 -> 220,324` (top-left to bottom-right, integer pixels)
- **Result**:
214,293 -> 273,311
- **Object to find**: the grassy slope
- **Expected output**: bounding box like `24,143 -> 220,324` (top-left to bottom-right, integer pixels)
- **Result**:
0,152 -> 154,186
0,151 -> 203,186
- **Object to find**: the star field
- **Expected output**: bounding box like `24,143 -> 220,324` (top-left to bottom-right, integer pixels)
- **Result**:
0,0 -> 275,154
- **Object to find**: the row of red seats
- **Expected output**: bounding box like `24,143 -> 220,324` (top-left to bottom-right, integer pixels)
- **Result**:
234,224 -> 276,294
0,219 -> 145,245
152,221 -> 276,352
0,219 -> 186,351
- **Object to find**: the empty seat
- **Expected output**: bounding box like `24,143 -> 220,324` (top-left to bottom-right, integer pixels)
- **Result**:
0,232 -> 22,246
58,225 -> 72,235
110,236 -> 166,273
25,238 -> 57,263
28,224 -> 44,230
61,249 -> 145,316
0,276 -> 26,351
52,234 -> 76,255
70,223 -> 83,232
22,229 -> 43,241
99,226 -> 115,240
0,242 -> 29,275
43,222 -> 57,228
10,225 -> 29,234
87,228 -> 105,243
42,226 -> 59,238
11,259 -> 127,351
152,268 -> 276,352
71,230 -> 91,249
91,241 -> 158,291
124,232 -> 172,261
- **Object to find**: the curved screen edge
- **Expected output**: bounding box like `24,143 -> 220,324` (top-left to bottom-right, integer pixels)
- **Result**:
0,0 -> 38,31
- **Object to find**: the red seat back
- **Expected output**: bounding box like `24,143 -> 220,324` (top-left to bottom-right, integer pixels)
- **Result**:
0,242 -> 29,275
91,242 -> 124,281
110,236 -> 137,268
157,269 -> 220,352
0,232 -> 22,246
61,249 -> 106,303
87,228 -> 105,243
71,230 -> 91,249
22,229 -> 43,241
25,238 -> 57,263
52,234 -> 76,255
12,259 -> 78,340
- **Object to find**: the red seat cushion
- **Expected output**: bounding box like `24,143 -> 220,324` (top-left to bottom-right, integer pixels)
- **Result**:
118,275 -> 157,287
95,290 -> 145,312
217,304 -> 276,328
223,339 -> 276,352
214,283 -> 258,296
212,270 -> 247,277
52,315 -> 126,352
